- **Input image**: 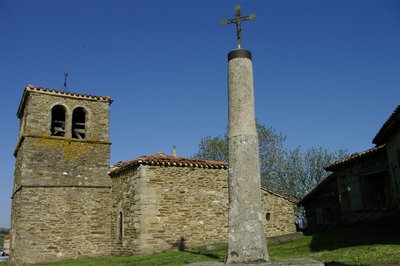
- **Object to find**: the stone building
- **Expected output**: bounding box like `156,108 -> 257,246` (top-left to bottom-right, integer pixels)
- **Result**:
299,105 -> 400,231
109,153 -> 297,255
10,85 -> 297,264
10,85 -> 113,264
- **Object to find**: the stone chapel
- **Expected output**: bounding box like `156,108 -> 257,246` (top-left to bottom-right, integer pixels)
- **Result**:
9,85 -> 297,264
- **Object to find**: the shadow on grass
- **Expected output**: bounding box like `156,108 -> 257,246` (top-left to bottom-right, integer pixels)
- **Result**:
185,243 -> 227,261
185,250 -> 221,260
310,214 -> 400,252
324,262 -> 358,266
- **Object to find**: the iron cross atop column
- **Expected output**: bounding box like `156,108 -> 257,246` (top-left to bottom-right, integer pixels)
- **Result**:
220,4 -> 256,49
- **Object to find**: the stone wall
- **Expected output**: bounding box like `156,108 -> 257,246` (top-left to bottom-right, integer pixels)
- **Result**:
15,137 -> 111,187
10,88 -> 112,264
111,165 -> 297,255
11,187 -> 111,264
140,166 -> 229,254
261,188 -> 297,237
111,168 -> 141,255
19,91 -> 110,141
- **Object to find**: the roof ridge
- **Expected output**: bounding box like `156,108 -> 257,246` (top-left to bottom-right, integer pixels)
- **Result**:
110,153 -> 229,175
373,105 -> 400,145
26,84 -> 112,102
17,84 -> 113,118
324,145 -> 386,171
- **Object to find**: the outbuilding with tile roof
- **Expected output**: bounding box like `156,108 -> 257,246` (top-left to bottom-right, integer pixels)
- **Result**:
299,105 -> 400,231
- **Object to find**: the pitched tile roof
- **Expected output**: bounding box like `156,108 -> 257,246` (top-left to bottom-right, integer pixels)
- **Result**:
109,152 -> 229,175
324,145 -> 386,172
373,105 -> 400,145
17,84 -> 112,118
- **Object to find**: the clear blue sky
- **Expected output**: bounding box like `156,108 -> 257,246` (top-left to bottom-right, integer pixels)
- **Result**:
0,0 -> 399,227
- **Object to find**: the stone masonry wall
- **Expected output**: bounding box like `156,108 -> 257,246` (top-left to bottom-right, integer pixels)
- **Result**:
111,165 -> 297,255
11,89 -> 112,264
139,166 -> 228,254
261,189 -> 297,237
21,92 -> 110,141
16,137 -> 111,187
11,187 -> 111,264
111,168 -> 141,255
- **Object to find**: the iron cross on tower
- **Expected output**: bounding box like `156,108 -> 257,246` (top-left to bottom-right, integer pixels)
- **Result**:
220,4 -> 256,49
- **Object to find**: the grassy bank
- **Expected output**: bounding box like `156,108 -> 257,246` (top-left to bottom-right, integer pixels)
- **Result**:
8,216 -> 400,266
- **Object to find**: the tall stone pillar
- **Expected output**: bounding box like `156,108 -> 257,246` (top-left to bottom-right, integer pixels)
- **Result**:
226,49 -> 268,264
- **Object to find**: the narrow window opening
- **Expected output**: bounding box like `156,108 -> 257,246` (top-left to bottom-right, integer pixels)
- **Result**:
51,105 -> 66,137
72,107 -> 86,139
362,172 -> 391,209
118,211 -> 123,242
265,212 -> 271,221
315,208 -> 323,225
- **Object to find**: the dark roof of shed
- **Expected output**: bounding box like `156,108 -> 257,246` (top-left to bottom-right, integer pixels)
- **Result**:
373,105 -> 400,145
324,145 -> 386,172
17,84 -> 112,118
302,145 -> 386,205
109,152 -> 229,175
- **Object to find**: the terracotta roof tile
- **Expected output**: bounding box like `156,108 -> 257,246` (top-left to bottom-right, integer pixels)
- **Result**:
17,84 -> 112,118
324,145 -> 386,172
373,105 -> 400,145
109,152 -> 229,175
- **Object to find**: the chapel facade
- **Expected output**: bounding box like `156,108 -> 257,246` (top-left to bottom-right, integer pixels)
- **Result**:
9,85 -> 297,264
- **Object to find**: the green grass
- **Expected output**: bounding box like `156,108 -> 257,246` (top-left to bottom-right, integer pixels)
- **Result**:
269,215 -> 400,265
16,248 -> 223,266
269,235 -> 400,265
7,216 -> 400,266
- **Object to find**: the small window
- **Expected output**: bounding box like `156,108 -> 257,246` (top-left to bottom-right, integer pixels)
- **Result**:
118,211 -> 123,242
362,172 -> 391,209
51,105 -> 66,137
72,107 -> 86,139
315,208 -> 323,225
265,212 -> 271,221
348,175 -> 363,211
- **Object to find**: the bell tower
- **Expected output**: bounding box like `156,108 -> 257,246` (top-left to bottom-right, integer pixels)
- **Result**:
10,85 -> 113,264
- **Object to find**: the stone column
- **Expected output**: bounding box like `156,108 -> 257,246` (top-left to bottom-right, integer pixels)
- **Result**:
226,49 -> 268,264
